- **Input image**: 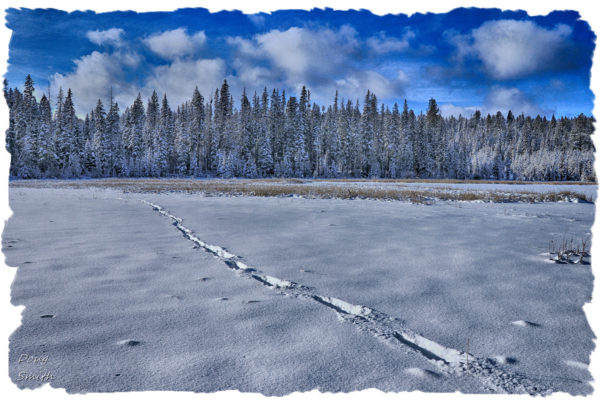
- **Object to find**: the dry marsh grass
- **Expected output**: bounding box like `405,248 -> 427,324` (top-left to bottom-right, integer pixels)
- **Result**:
320,178 -> 597,185
10,178 -> 594,204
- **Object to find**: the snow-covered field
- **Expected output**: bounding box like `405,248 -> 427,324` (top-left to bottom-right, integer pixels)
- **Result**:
3,181 -> 596,395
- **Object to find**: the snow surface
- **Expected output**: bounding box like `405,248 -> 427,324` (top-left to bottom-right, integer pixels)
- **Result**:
3,184 -> 595,395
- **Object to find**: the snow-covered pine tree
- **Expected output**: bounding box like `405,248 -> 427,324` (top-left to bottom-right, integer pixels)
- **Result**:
62,89 -> 81,177
190,87 -> 205,176
91,99 -> 107,176
106,97 -> 123,176
155,94 -> 173,176
37,94 -> 57,176
14,75 -> 40,178
144,91 -> 159,176
123,93 -> 145,176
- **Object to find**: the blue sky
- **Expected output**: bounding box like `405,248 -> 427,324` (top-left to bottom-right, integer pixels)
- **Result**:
4,7 -> 596,117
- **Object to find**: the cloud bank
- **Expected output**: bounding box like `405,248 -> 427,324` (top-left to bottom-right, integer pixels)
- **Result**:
144,28 -> 207,60
450,19 -> 573,80
86,28 -> 125,47
20,8 -> 588,118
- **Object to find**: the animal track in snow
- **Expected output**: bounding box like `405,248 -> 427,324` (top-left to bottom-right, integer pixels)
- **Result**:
142,199 -> 551,395
492,355 -> 518,365
511,320 -> 540,328
116,339 -> 141,347
564,360 -> 588,370
404,367 -> 441,378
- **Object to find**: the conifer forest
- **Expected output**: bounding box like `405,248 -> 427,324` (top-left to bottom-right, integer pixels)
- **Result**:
4,75 -> 595,181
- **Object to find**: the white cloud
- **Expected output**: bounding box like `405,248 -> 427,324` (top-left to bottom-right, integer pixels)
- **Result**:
233,62 -> 272,89
450,20 -> 572,80
254,25 -> 360,85
144,28 -> 206,60
332,70 -> 407,102
52,46 -> 226,114
439,103 -> 478,118
484,86 -> 544,116
248,14 -> 265,27
56,24 -> 412,114
226,26 -> 411,103
366,30 -> 415,54
227,36 -> 280,90
440,87 -> 546,118
117,51 -> 142,68
86,28 -> 125,47
226,36 -> 261,59
143,58 -> 226,106
51,51 -> 138,113
395,70 -> 409,83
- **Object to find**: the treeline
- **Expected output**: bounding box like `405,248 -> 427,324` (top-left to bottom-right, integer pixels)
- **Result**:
3,75 -> 596,181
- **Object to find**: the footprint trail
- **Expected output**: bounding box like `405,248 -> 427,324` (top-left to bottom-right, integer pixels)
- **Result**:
142,199 -> 551,395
